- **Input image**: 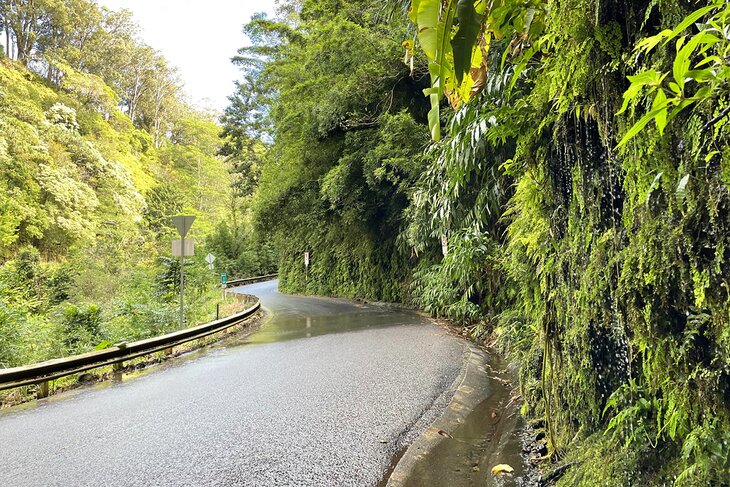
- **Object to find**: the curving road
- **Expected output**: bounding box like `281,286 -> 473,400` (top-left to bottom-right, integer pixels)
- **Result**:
0,280 -> 465,486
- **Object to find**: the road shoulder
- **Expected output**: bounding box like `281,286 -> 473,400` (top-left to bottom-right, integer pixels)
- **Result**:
385,328 -> 535,486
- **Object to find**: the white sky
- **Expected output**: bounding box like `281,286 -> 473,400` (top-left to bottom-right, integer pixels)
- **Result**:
96,0 -> 277,112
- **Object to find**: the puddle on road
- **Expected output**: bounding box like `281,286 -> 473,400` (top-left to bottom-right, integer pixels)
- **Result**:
225,281 -> 432,346
403,401 -> 530,487
242,308 -> 423,345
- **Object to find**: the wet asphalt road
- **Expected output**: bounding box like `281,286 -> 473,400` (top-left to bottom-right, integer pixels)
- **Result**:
0,280 -> 464,486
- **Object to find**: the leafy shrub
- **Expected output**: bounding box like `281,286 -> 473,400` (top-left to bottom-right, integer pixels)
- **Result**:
46,265 -> 75,305
0,302 -> 23,367
46,103 -> 79,131
60,303 -> 103,353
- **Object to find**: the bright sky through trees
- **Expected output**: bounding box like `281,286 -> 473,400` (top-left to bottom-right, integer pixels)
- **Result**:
96,0 -> 277,111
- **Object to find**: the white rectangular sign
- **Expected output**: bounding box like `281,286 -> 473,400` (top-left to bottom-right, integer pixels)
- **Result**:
304,251 -> 310,267
172,239 -> 194,257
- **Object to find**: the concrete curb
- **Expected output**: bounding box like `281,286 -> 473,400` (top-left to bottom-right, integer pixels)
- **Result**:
386,341 -> 493,486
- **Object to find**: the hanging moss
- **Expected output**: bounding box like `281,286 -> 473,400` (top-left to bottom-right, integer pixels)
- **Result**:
484,0 -> 730,483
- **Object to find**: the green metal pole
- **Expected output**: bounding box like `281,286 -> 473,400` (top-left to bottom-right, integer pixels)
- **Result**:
180,234 -> 184,329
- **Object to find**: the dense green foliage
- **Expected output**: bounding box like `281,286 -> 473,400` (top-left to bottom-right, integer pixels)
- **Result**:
0,1 -> 273,369
226,0 -> 432,301
5,0 -> 724,482
226,0 -> 730,484
411,0 -> 730,484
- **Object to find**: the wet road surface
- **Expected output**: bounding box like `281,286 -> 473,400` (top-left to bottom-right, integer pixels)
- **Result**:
0,280 -> 464,486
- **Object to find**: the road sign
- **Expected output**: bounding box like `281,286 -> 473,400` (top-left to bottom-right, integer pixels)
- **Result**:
304,251 -> 310,267
205,253 -> 216,264
208,263 -> 214,270
172,215 -> 196,238
221,273 -> 227,285
172,239 -> 194,257
440,235 -> 448,257
171,215 -> 196,331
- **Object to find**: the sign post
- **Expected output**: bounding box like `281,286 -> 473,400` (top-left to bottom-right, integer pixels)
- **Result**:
172,215 -> 195,330
304,251 -> 310,280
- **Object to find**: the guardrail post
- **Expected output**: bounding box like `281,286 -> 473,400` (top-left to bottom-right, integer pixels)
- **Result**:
112,342 -> 126,374
37,381 -> 49,399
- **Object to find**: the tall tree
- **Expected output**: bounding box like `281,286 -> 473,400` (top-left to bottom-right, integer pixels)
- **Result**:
1,0 -> 52,64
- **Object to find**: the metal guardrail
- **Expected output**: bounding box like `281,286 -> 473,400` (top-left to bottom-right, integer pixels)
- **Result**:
225,273 -> 278,288
0,301 -> 261,395
0,273 -> 278,397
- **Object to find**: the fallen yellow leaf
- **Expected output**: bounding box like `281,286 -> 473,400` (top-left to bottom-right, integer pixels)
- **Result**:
491,464 -> 514,476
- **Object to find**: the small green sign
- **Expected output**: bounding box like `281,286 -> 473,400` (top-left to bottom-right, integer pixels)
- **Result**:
221,273 -> 227,285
